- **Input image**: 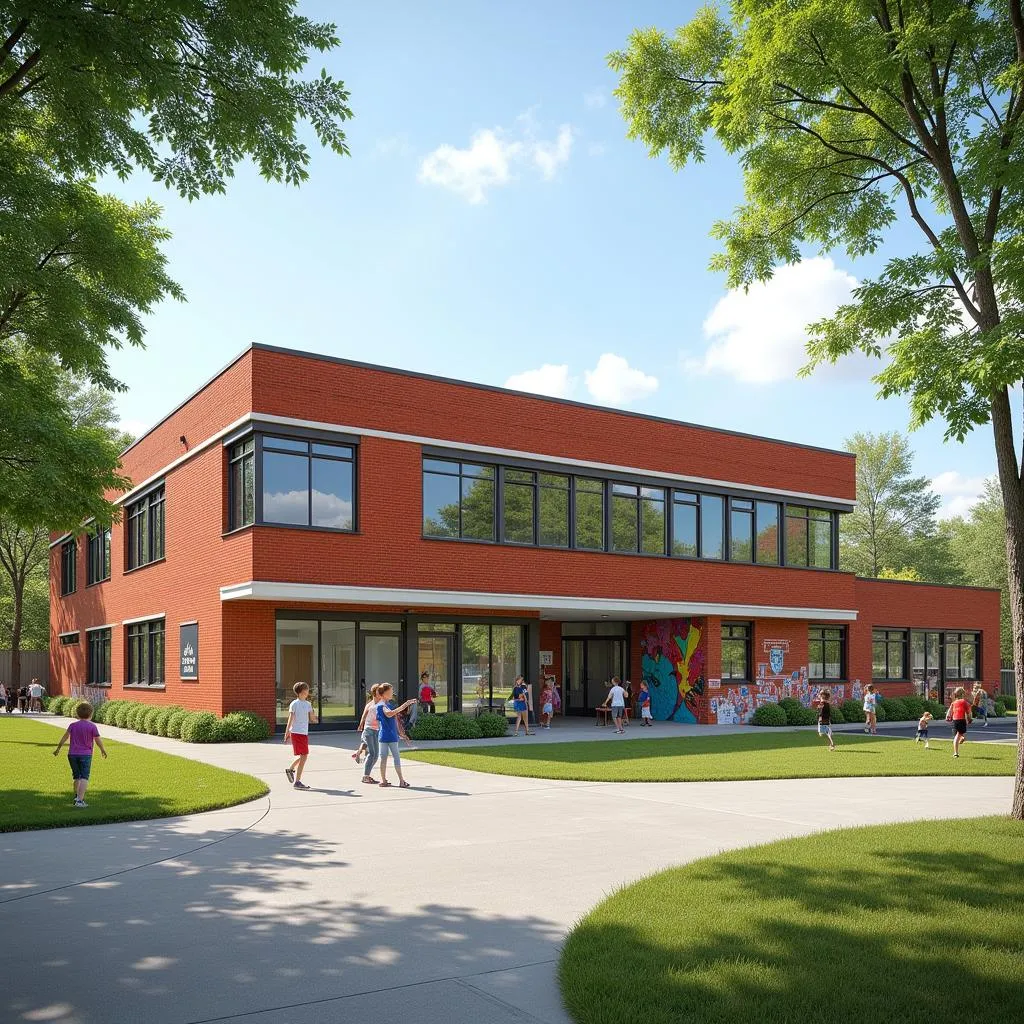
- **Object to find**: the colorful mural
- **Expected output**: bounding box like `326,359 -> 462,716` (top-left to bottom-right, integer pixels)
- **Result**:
639,619 -> 705,723
709,673 -> 865,724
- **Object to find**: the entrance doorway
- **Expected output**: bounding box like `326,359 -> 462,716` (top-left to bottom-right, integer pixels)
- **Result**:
563,637 -> 626,714
417,633 -> 453,714
360,632 -> 403,700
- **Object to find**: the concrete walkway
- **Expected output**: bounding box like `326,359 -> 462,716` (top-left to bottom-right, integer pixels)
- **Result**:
1,718 -> 1014,1024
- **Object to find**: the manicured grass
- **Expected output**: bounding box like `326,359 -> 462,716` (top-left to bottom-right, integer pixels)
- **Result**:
405,730 -> 1017,782
0,718 -> 268,832
559,817 -> 1024,1024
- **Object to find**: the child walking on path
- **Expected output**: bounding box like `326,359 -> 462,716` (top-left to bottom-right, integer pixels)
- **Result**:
376,684 -> 416,788
639,681 -> 654,726
540,680 -> 554,729
863,684 -> 878,735
814,689 -> 835,750
284,681 -> 317,790
355,685 -> 381,785
916,710 -> 933,748
947,686 -> 972,758
52,702 -> 107,807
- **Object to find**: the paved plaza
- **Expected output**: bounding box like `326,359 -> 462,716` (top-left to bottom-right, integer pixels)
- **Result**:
1,719 -> 1014,1024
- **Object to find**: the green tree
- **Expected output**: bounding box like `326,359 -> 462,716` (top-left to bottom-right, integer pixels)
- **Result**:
611,1 -> 1024,816
949,479 -> 1013,661
0,519 -> 47,686
839,431 -> 946,578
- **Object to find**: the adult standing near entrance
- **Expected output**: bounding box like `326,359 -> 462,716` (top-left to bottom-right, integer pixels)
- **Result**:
28,679 -> 44,713
511,676 -> 532,736
947,687 -> 973,758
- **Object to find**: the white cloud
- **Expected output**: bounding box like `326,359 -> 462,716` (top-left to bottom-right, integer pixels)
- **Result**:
931,470 -> 990,520
584,353 -> 659,405
584,89 -> 607,109
505,364 -> 574,399
689,257 -> 870,384
419,118 -> 573,203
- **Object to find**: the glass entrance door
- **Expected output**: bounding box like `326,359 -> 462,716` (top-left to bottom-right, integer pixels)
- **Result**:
562,637 -> 626,714
361,633 -> 403,701
418,634 -> 453,714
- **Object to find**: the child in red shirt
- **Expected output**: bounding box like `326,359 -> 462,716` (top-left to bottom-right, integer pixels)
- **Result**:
947,686 -> 972,758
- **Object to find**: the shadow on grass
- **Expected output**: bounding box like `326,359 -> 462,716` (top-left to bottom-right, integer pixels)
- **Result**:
560,820 -> 1024,1024
0,819 -> 562,1024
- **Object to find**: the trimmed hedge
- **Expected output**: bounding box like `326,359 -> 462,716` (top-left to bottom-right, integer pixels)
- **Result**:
410,714 -> 446,740
750,703 -> 787,727
180,711 -> 220,743
441,712 -> 483,739
925,699 -> 946,720
410,711 -> 492,740
155,705 -> 185,737
142,706 -> 164,735
879,697 -> 911,722
830,706 -> 846,724
994,700 -> 1007,717
841,699 -> 865,723
477,712 -> 509,738
218,711 -> 273,742
1002,694 -> 1016,711
166,709 -> 190,739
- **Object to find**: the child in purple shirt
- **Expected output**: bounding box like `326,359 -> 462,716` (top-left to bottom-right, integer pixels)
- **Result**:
53,701 -> 107,807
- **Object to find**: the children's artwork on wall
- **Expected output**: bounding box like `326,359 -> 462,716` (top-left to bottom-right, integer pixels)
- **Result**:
639,618 -> 706,723
713,668 -> 847,724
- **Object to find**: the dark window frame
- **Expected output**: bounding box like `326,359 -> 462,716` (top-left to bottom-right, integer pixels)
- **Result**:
261,434 -> 357,532
126,618 -> 165,687
721,621 -> 752,681
87,525 -> 111,586
60,539 -> 77,596
944,630 -> 980,681
228,436 -> 256,531
126,485 -> 165,571
59,632 -> 80,646
872,628 -> 908,681
808,625 -> 846,681
87,628 -> 112,686
784,504 -> 836,570
422,458 -> 496,541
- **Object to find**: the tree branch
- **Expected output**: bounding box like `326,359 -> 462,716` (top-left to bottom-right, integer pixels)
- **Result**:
0,17 -> 28,64
0,48 -> 42,101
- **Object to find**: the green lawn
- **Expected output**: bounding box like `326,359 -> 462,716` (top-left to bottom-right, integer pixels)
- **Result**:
0,718 -> 268,832
405,730 -> 1017,782
559,816 -> 1024,1024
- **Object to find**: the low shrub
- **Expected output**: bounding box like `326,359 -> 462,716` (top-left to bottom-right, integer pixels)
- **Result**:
841,699 -> 865,723
91,700 -> 111,724
830,706 -> 845,724
111,700 -> 136,728
220,710 -> 273,742
476,712 -> 509,738
154,705 -> 184,737
879,697 -> 911,721
124,703 -> 148,731
790,705 -> 817,726
410,714 -> 446,740
441,712 -> 483,740
166,708 -> 190,739
142,706 -> 164,735
45,695 -> 68,716
926,699 -> 947,720
180,711 -> 220,743
874,701 -> 888,722
778,697 -> 803,717
1002,694 -> 1016,711
902,695 -> 927,719
994,700 -> 1007,718
750,703 -> 787,727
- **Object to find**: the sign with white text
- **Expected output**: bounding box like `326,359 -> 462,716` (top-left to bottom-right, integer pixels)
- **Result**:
180,622 -> 199,680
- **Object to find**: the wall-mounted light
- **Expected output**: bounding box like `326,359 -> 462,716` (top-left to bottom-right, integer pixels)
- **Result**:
179,434 -> 188,449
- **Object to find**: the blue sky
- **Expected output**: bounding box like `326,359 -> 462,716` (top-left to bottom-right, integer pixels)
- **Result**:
106,0 -> 1010,519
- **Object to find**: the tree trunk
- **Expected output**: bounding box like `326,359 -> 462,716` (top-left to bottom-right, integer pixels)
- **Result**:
990,390 -> 1024,819
10,576 -> 23,688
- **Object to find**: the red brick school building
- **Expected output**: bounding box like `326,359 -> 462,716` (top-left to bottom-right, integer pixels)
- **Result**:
50,344 -> 1000,728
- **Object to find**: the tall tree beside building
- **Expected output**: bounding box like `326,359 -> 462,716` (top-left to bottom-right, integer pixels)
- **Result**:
611,2 -> 1024,816
839,431 -> 954,580
948,480 -> 1013,663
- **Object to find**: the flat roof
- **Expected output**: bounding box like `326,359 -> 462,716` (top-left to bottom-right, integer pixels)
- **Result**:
122,341 -> 856,460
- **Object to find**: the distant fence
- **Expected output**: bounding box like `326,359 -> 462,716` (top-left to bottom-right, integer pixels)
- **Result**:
0,650 -> 50,686
1000,668 -> 1015,695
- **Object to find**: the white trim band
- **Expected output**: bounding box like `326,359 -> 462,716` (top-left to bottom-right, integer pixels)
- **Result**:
220,580 -> 858,622
179,619 -> 199,626
121,613 -> 166,626
85,623 -> 117,633
58,631 -> 82,640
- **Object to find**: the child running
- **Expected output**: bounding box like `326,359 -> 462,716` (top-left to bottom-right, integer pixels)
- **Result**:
814,689 -> 835,750
284,681 -> 317,790
52,701 -> 107,807
947,686 -> 972,758
916,710 -> 933,748
638,680 -> 654,726
376,683 -> 416,788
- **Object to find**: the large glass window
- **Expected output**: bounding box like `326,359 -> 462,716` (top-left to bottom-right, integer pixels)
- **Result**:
610,483 -> 666,554
701,494 -> 724,559
721,622 -> 751,680
87,628 -> 112,686
126,619 -> 165,686
276,619 -> 319,725
672,491 -> 698,557
808,626 -> 845,681
755,502 -> 780,564
729,499 -> 754,562
459,623 -> 523,709
503,469 -> 536,545
127,486 -> 165,570
785,505 -> 834,569
60,539 -> 76,595
872,629 -> 907,680
422,459 -> 494,540
538,473 -> 569,547
574,477 -> 604,550
229,438 -> 255,529
87,526 -> 110,585
911,631 -> 942,700
320,620 -> 356,722
263,437 -> 354,531
945,632 -> 979,680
